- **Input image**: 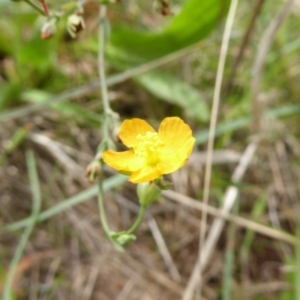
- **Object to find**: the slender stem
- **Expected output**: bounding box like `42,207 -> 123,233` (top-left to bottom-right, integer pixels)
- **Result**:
97,4 -> 116,150
97,167 -> 110,234
182,1 -> 239,300
126,205 -> 147,235
251,0 -> 295,132
96,5 -> 112,242
96,4 -> 121,250
223,0 -> 266,97
24,0 -> 46,16
40,0 -> 49,16
97,166 -> 124,252
98,5 -> 111,116
3,151 -> 41,299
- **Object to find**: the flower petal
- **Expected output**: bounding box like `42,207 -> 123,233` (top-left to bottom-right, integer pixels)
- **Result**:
102,150 -> 144,173
129,166 -> 162,183
119,118 -> 155,148
158,117 -> 195,173
158,135 -> 195,174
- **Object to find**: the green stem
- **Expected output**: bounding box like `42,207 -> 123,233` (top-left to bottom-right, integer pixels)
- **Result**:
97,4 -> 116,149
40,0 -> 49,16
97,166 -> 124,252
3,151 -> 41,299
24,0 -> 46,16
97,168 -> 110,234
126,205 -> 147,235
98,5 -> 111,116
95,4 -> 123,251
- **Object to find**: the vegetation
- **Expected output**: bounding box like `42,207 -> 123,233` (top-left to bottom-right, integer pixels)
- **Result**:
1,0 -> 300,299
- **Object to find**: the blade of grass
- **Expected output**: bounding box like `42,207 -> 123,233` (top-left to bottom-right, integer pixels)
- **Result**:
0,126 -> 30,166
222,227 -> 235,300
3,150 -> 41,300
222,202 -> 239,300
21,89 -> 102,126
186,1 -> 239,296
4,174 -> 127,232
240,195 -> 266,265
195,103 -> 300,145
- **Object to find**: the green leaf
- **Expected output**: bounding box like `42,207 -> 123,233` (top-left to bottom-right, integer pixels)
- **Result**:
137,71 -> 209,121
16,34 -> 56,73
0,83 -> 21,112
0,18 -> 15,56
108,0 -> 230,62
104,0 -> 228,119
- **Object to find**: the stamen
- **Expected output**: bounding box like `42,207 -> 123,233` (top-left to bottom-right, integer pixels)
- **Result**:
134,132 -> 164,165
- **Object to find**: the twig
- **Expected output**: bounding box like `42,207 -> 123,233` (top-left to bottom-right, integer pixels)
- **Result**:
198,141 -> 258,270
147,218 -> 181,282
162,190 -> 297,245
181,139 -> 257,300
81,266 -> 99,300
251,0 -> 295,132
116,278 -> 136,300
29,132 -> 84,175
189,0 -> 239,299
40,256 -> 61,300
187,150 -> 241,166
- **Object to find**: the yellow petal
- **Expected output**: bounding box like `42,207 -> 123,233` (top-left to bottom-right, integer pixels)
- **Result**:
158,135 -> 195,174
118,118 -> 156,148
158,117 -> 195,170
102,150 -> 144,173
129,166 -> 162,183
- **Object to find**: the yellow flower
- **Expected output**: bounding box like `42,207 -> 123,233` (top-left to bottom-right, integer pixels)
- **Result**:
102,117 -> 195,183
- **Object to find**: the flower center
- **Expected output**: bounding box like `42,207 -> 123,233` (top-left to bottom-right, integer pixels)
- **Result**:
134,131 -> 164,165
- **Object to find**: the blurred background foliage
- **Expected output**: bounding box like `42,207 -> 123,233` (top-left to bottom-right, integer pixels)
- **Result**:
1,0 -> 300,299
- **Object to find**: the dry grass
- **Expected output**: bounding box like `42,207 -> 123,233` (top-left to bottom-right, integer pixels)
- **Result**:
1,108 -> 300,299
1,0 -> 300,299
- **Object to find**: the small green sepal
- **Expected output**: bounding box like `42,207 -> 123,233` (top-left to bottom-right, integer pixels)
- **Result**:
137,182 -> 161,207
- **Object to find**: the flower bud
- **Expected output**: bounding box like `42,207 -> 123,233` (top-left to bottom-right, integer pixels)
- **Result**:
137,182 -> 161,207
85,160 -> 101,182
41,18 -> 57,39
67,13 -> 85,38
